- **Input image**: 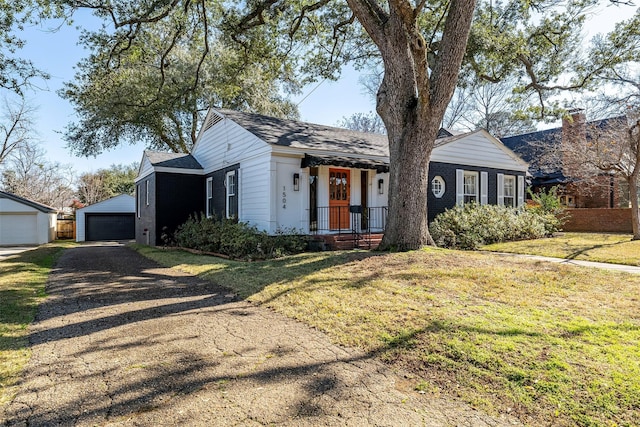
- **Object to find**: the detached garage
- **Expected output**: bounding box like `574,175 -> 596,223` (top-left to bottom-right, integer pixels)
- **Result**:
0,191 -> 57,245
76,194 -> 136,242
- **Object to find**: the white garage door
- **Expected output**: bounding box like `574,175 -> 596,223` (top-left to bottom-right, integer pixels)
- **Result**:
0,213 -> 38,245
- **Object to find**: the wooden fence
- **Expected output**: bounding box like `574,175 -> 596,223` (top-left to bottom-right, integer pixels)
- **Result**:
56,219 -> 76,240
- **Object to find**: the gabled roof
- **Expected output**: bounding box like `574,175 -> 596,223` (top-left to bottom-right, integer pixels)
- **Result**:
144,151 -> 203,169
77,194 -> 135,213
194,108 -> 527,173
214,109 -> 389,157
437,128 -> 463,138
500,115 -> 626,182
0,191 -> 57,213
501,127 -> 561,165
432,129 -> 529,171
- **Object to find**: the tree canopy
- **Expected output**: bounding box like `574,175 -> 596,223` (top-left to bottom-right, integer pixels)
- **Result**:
60,5 -> 305,156
23,0 -> 640,249
76,163 -> 138,205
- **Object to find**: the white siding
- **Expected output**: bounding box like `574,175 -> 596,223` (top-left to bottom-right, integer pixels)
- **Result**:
369,172 -> 389,208
0,199 -> 54,245
192,118 -> 272,174
240,155 -> 273,231
432,131 -> 528,172
273,157 -> 306,233
136,157 -> 154,182
76,194 -> 135,242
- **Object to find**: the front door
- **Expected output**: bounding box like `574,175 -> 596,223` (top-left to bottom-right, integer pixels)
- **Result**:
329,168 -> 350,230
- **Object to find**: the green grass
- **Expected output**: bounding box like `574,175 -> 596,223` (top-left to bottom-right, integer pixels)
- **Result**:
135,244 -> 640,426
0,242 -> 74,406
483,232 -> 640,266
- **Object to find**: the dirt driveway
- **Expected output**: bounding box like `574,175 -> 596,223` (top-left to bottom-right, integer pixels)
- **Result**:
2,242 -> 520,426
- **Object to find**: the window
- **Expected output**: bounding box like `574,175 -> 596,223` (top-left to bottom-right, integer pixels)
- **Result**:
145,180 -> 149,206
560,195 -> 576,207
329,171 -> 348,201
463,171 -> 478,203
225,171 -> 237,218
206,177 -> 213,217
503,175 -> 516,207
431,176 -> 445,198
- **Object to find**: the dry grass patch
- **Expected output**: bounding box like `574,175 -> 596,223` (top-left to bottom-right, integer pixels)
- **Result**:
0,242 -> 74,407
136,245 -> 640,426
483,232 -> 640,266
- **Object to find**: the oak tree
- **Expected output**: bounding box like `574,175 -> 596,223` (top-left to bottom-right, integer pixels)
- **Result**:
59,0 -> 609,249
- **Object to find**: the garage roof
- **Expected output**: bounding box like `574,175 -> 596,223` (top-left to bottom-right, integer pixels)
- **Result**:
0,191 -> 57,213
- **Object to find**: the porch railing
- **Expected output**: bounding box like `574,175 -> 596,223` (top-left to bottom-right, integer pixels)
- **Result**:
310,206 -> 388,235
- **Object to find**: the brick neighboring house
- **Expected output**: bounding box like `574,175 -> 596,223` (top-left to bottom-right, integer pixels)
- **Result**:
501,110 -> 637,232
501,110 -> 631,209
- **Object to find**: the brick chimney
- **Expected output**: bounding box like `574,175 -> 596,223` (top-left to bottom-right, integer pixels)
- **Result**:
562,108 -> 586,142
561,108 -> 587,179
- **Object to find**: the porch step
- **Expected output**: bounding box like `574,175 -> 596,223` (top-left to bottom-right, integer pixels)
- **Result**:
314,233 -> 384,250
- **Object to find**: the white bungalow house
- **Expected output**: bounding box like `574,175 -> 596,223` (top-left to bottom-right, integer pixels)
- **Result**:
135,108 -> 528,248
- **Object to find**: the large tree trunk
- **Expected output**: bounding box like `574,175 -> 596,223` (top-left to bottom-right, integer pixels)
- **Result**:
346,0 -> 476,250
372,9 -> 438,250
381,109 -> 438,249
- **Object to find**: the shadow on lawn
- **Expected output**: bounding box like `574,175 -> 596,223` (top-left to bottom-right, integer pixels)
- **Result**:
3,243 -> 424,426
564,237 -> 632,261
144,245 -> 388,300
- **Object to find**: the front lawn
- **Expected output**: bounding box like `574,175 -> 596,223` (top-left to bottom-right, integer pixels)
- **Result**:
0,242 -> 73,407
135,244 -> 640,427
483,232 -> 640,266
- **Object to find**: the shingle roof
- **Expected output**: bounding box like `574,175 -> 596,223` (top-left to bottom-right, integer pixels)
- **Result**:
216,109 -> 389,157
500,127 -> 561,164
501,116 -> 627,164
500,115 -> 627,184
0,191 -> 57,213
144,151 -> 203,169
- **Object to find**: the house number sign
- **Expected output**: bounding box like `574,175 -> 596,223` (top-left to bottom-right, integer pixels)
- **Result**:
282,186 -> 287,209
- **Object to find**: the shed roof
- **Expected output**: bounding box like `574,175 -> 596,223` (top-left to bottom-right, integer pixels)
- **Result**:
144,151 -> 203,169
0,191 -> 57,213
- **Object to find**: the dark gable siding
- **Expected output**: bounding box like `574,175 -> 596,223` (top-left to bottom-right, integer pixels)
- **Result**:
428,162 -> 457,223
135,174 -> 157,245
155,172 -> 205,245
427,162 -> 526,223
206,164 -> 240,219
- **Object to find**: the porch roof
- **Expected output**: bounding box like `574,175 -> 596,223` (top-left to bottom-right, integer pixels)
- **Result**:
301,153 -> 389,173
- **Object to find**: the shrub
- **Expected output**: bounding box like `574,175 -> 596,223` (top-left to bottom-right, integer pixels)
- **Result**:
169,214 -> 309,260
430,203 -> 563,250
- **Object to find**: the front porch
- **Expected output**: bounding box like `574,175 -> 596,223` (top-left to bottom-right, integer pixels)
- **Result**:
309,206 -> 387,250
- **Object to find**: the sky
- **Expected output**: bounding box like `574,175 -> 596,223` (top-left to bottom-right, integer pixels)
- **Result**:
12,2 -> 637,175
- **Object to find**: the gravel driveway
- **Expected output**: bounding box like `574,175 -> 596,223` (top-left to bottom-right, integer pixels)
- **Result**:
2,242 -> 520,426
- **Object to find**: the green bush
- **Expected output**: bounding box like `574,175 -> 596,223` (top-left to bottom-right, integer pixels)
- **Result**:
168,214 -> 308,260
430,203 -> 563,250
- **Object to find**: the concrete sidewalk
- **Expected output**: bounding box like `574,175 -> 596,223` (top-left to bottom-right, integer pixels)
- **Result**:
2,242 -> 520,426
0,246 -> 37,260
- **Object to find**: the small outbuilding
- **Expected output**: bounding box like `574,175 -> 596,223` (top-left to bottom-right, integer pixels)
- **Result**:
76,194 -> 136,242
0,191 -> 57,245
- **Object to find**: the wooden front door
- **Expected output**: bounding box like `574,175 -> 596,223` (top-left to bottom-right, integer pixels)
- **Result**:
329,168 -> 350,229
